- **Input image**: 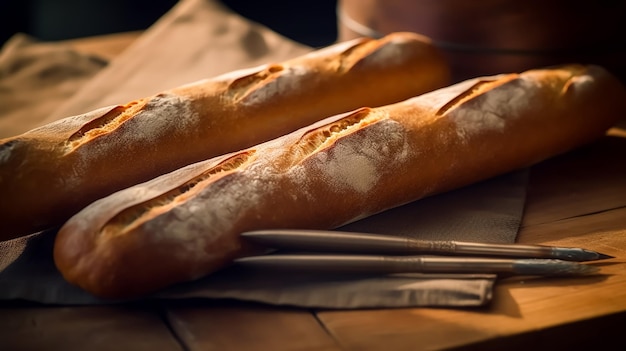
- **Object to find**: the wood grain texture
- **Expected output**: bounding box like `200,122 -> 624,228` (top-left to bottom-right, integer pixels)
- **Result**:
165,301 -> 342,351
314,214 -> 626,350
522,128 -> 626,226
0,304 -> 184,351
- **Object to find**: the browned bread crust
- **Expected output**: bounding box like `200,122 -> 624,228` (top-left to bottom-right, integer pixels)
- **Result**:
54,64 -> 626,299
0,32 -> 450,240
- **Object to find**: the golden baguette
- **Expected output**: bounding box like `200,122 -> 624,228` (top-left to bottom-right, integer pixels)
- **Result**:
0,32 -> 450,240
54,64 -> 625,299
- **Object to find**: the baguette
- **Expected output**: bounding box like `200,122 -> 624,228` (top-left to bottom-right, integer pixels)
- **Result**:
0,32 -> 450,240
53,64 -> 626,299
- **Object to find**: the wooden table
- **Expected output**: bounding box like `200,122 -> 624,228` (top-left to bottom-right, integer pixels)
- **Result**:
2,32 -> 626,351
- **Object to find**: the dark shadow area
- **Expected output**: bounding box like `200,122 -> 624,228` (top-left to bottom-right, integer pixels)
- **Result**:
0,0 -> 178,44
221,0 -> 338,48
0,0 -> 338,48
449,310 -> 626,351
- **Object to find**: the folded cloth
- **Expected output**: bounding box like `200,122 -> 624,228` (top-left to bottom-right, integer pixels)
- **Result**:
0,34 -> 107,138
0,0 -> 527,308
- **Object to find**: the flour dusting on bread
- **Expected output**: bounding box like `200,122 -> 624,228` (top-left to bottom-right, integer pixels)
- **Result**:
64,94 -> 198,187
361,36 -> 417,67
309,117 -> 408,194
450,78 -> 533,139
238,66 -> 309,106
128,93 -> 199,140
409,73 -> 532,140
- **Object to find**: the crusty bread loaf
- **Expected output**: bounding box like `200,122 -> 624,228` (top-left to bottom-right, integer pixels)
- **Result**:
0,32 -> 450,240
54,64 -> 625,299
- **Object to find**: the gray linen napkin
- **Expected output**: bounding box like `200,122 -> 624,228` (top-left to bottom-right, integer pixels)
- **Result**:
0,0 -> 527,308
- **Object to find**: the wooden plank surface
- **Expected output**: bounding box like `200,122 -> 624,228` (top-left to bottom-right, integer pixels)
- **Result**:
166,300 -> 342,351
0,303 -> 184,351
522,129 -> 626,226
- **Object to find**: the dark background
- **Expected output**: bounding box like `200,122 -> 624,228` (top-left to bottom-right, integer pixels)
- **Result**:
0,0 -> 339,48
